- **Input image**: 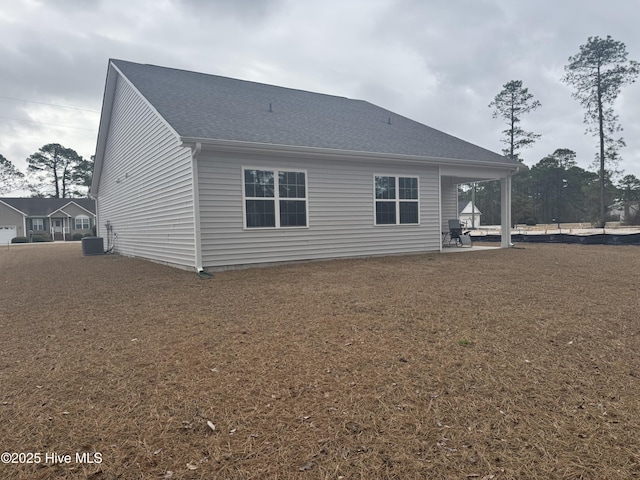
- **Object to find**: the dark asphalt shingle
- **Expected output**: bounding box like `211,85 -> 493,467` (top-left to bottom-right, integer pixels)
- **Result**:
112,60 -> 515,165
0,198 -> 96,216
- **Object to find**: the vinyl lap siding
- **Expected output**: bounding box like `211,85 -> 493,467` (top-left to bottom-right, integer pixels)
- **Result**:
96,76 -> 195,267
198,152 -> 440,268
0,207 -> 24,238
440,177 -> 458,232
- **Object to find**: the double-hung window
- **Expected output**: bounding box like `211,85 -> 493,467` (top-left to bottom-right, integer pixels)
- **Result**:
374,175 -> 419,225
244,168 -> 307,228
75,215 -> 90,230
32,218 -> 44,230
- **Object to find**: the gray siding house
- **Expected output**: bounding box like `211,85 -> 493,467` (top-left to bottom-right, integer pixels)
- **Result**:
0,198 -> 96,243
91,59 -> 519,271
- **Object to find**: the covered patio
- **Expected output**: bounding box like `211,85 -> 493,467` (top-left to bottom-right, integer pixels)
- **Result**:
439,163 -> 517,251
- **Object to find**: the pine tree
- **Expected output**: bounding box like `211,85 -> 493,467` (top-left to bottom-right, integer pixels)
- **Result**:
562,35 -> 639,225
489,80 -> 542,161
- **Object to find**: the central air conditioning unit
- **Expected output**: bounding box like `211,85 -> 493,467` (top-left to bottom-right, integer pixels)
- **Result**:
82,237 -> 104,256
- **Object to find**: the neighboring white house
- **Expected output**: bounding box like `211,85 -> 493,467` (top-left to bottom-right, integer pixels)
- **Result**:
609,202 -> 640,223
459,201 -> 482,228
90,59 -> 519,271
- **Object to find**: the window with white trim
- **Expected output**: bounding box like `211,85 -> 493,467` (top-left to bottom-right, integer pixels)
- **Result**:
374,175 -> 419,225
243,168 -> 307,228
32,218 -> 44,230
75,215 -> 90,230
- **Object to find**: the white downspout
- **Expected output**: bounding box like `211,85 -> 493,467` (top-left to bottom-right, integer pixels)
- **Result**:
88,194 -> 99,237
437,167 -> 443,252
191,142 -> 204,273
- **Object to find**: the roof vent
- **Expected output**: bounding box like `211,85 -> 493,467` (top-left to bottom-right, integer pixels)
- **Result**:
269,103 -> 273,113
387,116 -> 392,125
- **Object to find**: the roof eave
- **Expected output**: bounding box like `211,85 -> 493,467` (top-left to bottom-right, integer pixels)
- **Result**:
0,199 -> 28,216
91,60 -> 184,197
179,137 -> 519,171
90,60 -> 120,197
52,201 -> 96,217
49,208 -> 72,218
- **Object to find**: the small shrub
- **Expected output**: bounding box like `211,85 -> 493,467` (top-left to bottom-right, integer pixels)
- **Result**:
32,234 -> 51,242
84,233 -> 93,238
525,218 -> 537,226
72,233 -> 84,241
11,237 -> 29,244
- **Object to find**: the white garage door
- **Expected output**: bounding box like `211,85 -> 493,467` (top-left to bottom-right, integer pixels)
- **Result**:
0,226 -> 17,244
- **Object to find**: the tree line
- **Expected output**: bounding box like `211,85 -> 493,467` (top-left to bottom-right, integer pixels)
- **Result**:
474,35 -> 639,227
0,143 -> 92,197
460,150 -> 640,226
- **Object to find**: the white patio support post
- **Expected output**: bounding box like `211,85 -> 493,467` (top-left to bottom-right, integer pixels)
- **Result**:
500,175 -> 512,248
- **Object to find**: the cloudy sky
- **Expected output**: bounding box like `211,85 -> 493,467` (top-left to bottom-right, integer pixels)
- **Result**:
2,0 -> 640,195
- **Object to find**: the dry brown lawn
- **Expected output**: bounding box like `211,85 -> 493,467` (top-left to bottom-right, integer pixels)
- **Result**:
1,242 -> 639,480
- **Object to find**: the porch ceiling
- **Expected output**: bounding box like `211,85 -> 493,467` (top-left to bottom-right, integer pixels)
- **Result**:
443,175 -> 501,185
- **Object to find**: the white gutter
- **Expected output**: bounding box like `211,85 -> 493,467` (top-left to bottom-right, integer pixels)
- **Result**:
179,137 -> 520,172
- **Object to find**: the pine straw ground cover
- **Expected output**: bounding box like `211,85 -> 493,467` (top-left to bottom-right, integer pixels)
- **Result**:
1,243 -> 639,480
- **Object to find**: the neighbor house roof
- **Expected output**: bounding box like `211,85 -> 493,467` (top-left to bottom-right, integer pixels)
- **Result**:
459,201 -> 482,215
106,59 -> 516,166
0,198 -> 96,217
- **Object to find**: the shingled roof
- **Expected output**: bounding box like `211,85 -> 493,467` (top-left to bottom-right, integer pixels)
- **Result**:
0,198 -> 95,216
111,59 -> 514,165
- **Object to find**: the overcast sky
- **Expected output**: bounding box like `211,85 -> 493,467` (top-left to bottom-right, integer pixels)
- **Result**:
2,0 -> 640,196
